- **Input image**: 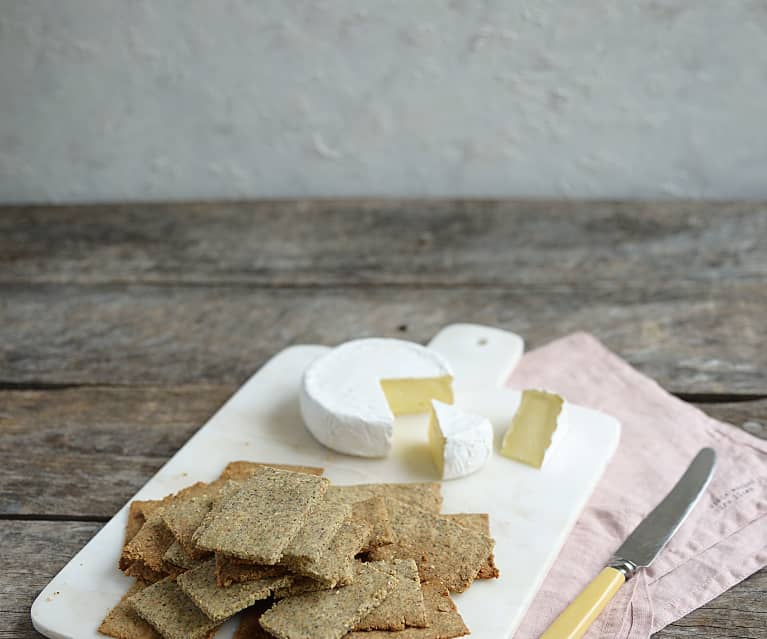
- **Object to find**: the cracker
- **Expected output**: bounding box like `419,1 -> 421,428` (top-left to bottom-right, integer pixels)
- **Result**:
161,488 -> 221,559
354,559 -> 427,631
444,513 -> 499,579
291,519 -> 372,587
120,500 -> 164,571
98,581 -> 160,639
272,575 -> 328,599
282,500 -> 352,565
129,577 -> 219,639
163,541 -> 206,572
176,558 -> 291,622
350,496 -> 394,549
346,581 -> 469,639
216,553 -> 288,587
121,514 -> 175,576
219,461 -> 324,482
326,482 -> 442,514
367,499 -> 494,593
259,562 -> 398,639
192,468 -> 329,563
232,600 -> 274,639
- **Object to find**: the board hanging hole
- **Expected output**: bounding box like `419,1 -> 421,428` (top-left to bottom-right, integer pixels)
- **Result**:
477,337 -> 488,346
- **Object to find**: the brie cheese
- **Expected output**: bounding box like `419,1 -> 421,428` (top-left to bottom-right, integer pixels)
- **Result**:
300,338 -> 454,457
500,389 -> 568,468
428,400 -> 493,480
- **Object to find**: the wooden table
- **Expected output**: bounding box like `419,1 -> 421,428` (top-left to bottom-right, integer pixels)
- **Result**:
1,201 -> 765,638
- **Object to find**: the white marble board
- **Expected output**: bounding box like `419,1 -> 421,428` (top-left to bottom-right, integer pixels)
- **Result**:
32,323 -> 620,639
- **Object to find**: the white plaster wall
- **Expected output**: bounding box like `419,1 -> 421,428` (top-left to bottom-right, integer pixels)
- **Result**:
1,1 -> 766,203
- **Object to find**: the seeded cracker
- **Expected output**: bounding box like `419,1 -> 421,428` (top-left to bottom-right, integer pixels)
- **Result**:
219,460 -> 324,481
325,482 -> 442,514
192,467 -> 329,563
215,553 -> 288,587
350,496 -> 394,549
367,499 -> 494,593
176,558 -> 292,622
290,519 -> 372,587
282,500 -> 352,565
444,513 -> 499,579
346,581 -> 469,639
353,559 -> 428,631
121,514 -> 175,579
259,562 -> 398,639
128,578 -> 219,639
163,541 -> 205,572
98,582 -> 160,639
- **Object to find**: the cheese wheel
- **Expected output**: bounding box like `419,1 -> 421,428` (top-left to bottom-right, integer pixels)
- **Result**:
300,338 -> 453,457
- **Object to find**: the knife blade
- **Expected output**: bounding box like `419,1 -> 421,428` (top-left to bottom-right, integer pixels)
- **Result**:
609,447 -> 716,575
541,447 -> 717,639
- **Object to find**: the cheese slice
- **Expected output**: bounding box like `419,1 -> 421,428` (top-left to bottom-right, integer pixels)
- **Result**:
300,338 -> 454,457
500,389 -> 568,468
428,400 -> 493,480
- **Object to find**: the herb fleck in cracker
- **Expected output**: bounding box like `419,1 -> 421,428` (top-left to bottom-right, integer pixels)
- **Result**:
260,562 -> 398,639
354,559 -> 427,631
367,499 -> 494,593
192,468 -> 329,563
128,578 -> 219,639
176,558 -> 291,622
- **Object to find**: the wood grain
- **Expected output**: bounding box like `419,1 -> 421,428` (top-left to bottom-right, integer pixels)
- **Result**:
1,281 -> 765,394
1,201 -> 765,287
2,201 -> 765,639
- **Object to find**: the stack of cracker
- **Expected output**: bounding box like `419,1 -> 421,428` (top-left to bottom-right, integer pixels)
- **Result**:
101,462 -> 498,639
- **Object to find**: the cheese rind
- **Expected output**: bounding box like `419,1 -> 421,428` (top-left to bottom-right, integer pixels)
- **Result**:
429,400 -> 493,480
501,389 -> 569,468
300,339 -> 453,457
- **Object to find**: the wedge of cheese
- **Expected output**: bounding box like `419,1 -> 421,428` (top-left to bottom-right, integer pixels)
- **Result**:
300,338 -> 454,457
501,389 -> 568,468
428,400 -> 493,480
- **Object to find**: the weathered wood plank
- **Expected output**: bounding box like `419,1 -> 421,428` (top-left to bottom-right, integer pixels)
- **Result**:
1,386 -> 764,517
1,201 -> 765,287
1,520 -> 764,639
1,282 -> 765,393
0,520 -> 101,639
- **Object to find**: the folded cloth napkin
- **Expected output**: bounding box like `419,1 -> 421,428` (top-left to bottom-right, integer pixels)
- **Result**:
507,333 -> 767,639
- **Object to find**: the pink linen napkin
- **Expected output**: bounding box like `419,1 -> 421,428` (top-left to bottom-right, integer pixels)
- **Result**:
507,332 -> 767,639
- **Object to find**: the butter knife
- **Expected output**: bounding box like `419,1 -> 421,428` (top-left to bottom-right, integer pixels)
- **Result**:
541,447 -> 716,639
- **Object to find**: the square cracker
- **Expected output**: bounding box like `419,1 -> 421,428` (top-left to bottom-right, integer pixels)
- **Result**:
291,519 -> 371,587
367,499 -> 494,593
128,577 -> 219,639
259,562 -> 398,639
346,581 -> 470,639
98,581 -> 160,639
121,514 -> 175,577
219,460 -> 324,481
176,558 -> 291,622
326,482 -> 442,514
282,500 -> 352,565
192,468 -> 329,563
353,559 -> 428,631
444,513 -> 499,579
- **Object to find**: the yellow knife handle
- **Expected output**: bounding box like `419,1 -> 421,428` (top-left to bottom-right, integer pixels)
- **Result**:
540,567 -> 626,639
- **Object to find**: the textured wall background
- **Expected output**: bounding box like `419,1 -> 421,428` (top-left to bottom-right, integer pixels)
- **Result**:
1,1 -> 766,203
